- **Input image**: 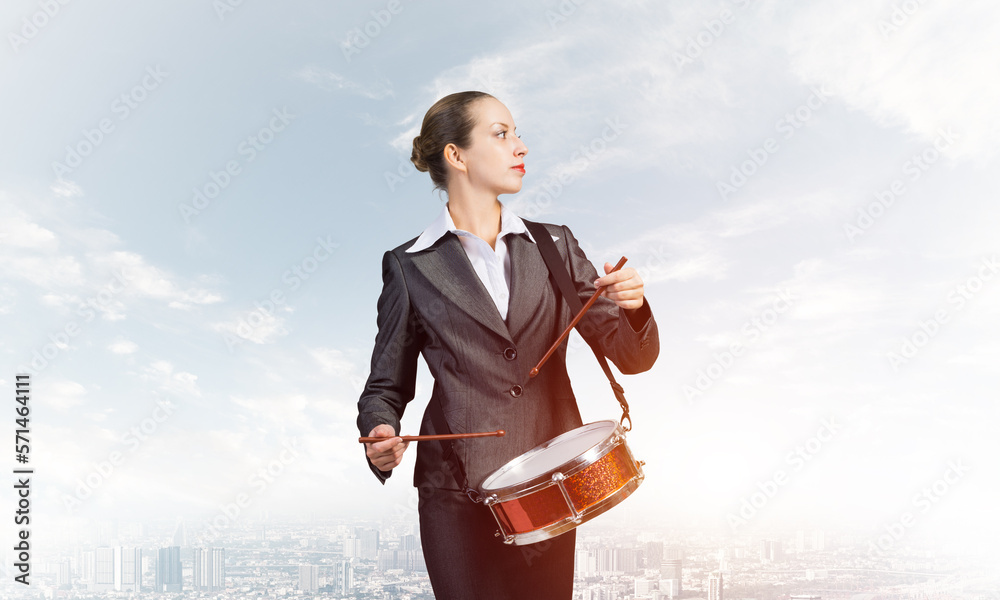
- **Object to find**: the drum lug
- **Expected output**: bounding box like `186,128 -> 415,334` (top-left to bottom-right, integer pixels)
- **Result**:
551,471 -> 581,521
485,496 -> 515,544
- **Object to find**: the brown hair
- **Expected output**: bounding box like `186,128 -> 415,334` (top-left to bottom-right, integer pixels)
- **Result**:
411,91 -> 494,192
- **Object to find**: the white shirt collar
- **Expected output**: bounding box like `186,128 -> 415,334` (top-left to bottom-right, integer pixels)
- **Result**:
406,202 -> 537,253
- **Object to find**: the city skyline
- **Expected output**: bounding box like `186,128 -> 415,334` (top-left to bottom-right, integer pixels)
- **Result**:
2,517 -> 993,598
1,1 -> 998,593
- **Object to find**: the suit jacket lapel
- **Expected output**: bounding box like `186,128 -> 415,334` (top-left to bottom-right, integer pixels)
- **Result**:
506,233 -> 550,340
410,233 -> 512,342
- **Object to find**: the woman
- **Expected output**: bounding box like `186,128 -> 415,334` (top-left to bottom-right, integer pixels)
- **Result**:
357,91 -> 659,599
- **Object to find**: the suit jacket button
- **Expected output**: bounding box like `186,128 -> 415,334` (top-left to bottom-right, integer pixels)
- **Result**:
504,347 -> 517,361
509,385 -> 523,398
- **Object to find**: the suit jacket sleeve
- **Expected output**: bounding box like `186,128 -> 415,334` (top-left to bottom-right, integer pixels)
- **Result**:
356,250 -> 426,483
562,225 -> 659,374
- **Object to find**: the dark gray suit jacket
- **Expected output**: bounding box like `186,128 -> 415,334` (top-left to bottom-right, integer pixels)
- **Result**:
357,221 -> 659,491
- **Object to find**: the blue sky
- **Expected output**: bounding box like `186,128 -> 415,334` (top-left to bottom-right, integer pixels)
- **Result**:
1,0 -> 998,555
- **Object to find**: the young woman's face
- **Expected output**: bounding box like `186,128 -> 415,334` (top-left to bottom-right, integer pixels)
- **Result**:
460,97 -> 529,196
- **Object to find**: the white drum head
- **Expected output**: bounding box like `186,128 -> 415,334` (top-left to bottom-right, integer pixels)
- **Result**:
482,421 -> 617,490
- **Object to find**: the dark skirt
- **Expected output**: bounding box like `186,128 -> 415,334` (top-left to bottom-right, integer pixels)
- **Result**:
418,486 -> 575,599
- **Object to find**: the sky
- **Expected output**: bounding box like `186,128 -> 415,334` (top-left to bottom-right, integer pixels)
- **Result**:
1,0 -> 998,558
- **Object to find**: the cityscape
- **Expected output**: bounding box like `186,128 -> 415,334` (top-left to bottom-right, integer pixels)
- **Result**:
2,516 -> 995,599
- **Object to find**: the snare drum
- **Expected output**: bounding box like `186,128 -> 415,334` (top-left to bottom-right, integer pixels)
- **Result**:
479,420 -> 645,545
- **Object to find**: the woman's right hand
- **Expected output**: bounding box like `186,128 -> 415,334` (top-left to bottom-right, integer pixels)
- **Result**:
365,424 -> 409,471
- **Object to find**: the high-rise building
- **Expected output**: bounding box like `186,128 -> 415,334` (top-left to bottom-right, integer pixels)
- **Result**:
84,547 -> 139,592
760,539 -> 783,562
400,534 -> 419,551
299,565 -> 319,593
358,528 -> 379,560
660,558 -> 682,578
617,547 -> 639,574
645,541 -> 664,569
336,560 -> 354,594
94,548 -> 115,590
343,535 -> 359,558
156,546 -> 183,592
660,557 -> 682,597
708,572 -> 723,600
114,547 -> 141,592
596,546 -> 615,574
56,560 -> 71,589
377,549 -> 398,571
576,549 -> 597,577
796,529 -> 826,552
660,578 -> 681,598
193,547 -> 225,591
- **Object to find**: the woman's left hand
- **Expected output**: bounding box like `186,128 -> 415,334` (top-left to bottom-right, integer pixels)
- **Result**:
595,262 -> 645,311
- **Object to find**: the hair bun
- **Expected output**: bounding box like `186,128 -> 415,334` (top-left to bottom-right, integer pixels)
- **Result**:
410,135 -> 428,172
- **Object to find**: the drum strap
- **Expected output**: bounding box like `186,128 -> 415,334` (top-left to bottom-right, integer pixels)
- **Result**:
523,220 -> 633,432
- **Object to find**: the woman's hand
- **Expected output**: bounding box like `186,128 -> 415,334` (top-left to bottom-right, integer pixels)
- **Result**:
365,424 -> 409,471
595,262 -> 645,311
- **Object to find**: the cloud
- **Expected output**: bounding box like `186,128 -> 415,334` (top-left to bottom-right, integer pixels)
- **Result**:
43,380 -> 88,410
310,347 -> 359,377
212,311 -> 289,345
91,251 -> 222,309
0,286 -> 13,314
50,179 -> 83,198
0,210 -> 59,250
295,66 -> 394,99
1,198 -> 223,312
140,360 -> 202,399
108,339 -> 138,354
781,0 -> 1000,161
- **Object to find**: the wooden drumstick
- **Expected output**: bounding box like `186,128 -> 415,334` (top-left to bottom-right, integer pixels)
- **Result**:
529,256 -> 628,378
358,430 -> 506,443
